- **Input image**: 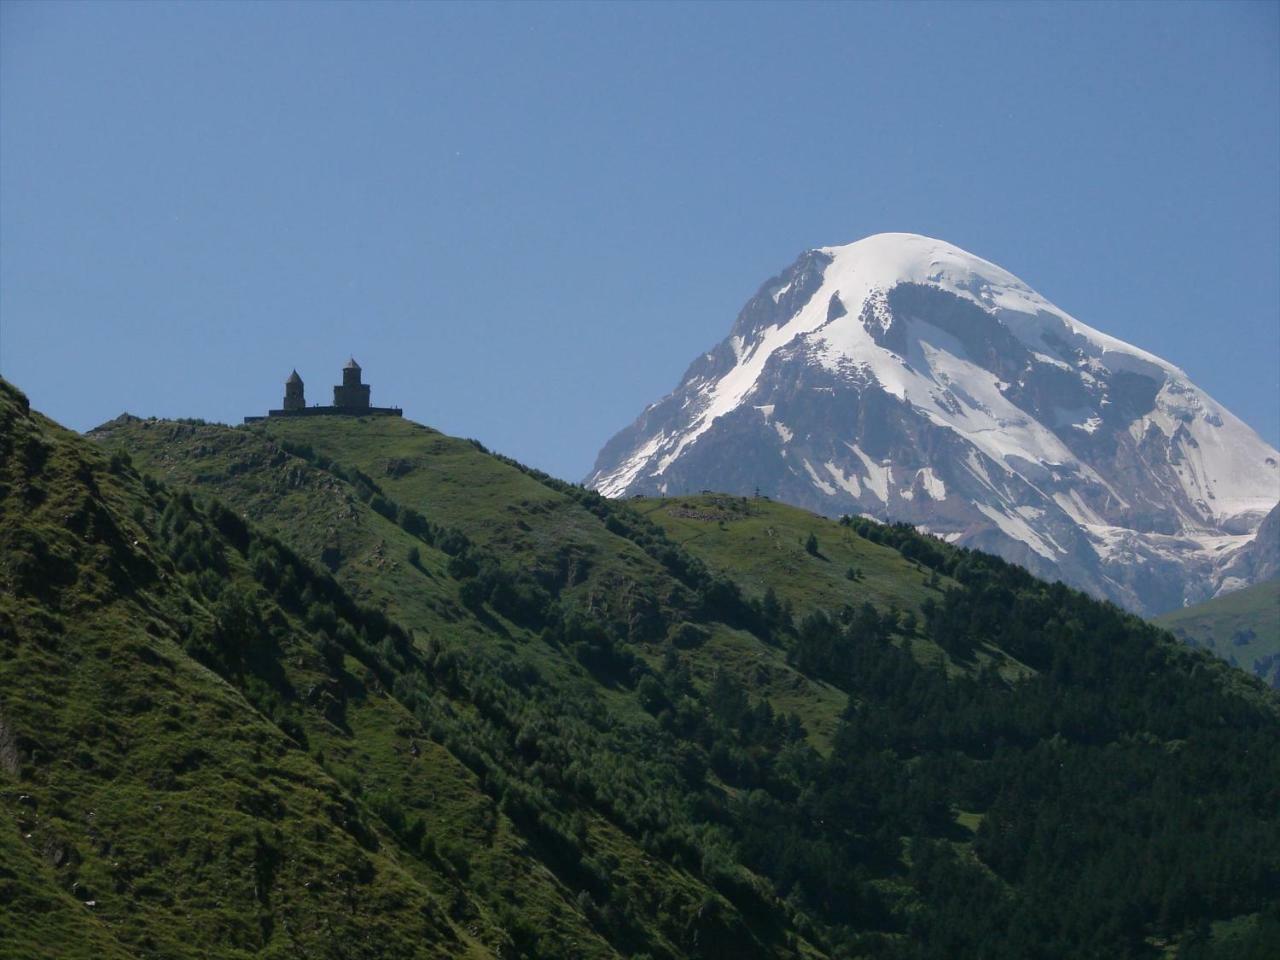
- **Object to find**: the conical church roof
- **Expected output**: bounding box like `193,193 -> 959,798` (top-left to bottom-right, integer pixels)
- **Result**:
344,357 -> 361,370
286,369 -> 303,384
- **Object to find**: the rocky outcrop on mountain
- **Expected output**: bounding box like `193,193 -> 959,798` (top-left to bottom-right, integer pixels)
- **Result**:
1215,502 -> 1280,596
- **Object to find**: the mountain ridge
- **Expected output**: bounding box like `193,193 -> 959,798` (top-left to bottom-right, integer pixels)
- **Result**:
587,233 -> 1280,616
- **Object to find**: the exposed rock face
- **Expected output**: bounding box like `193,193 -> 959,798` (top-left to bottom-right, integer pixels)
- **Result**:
0,705 -> 19,777
588,234 -> 1280,616
1214,503 -> 1280,596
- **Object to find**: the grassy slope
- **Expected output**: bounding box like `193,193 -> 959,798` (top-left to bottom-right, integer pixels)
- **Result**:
638,495 -> 934,613
1154,579 -> 1280,686
30,401 -> 1274,959
262,417 -> 868,752
101,415 -> 879,754
635,494 -> 1035,682
0,817 -> 136,960
87,411 -> 823,957
240,418 -> 1040,739
105,415 -> 1036,755
0,385 -> 491,959
7,389 -> 735,959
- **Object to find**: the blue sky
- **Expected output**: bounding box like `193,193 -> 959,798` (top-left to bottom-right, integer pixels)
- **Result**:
2,0 -> 1277,481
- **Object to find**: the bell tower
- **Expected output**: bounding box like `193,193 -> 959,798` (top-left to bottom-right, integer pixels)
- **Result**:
333,358 -> 371,409
283,370 -> 305,411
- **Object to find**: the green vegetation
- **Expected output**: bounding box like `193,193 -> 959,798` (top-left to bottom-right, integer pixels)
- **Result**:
1155,579 -> 1280,686
0,390 -> 488,958
2,380 -> 1278,958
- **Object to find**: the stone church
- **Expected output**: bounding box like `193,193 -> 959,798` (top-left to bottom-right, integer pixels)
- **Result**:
245,359 -> 402,422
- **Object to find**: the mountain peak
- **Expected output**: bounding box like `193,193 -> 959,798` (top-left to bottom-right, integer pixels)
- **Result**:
814,233 -> 1180,378
819,232 -> 1017,288
588,237 -> 1279,615
820,231 -> 996,278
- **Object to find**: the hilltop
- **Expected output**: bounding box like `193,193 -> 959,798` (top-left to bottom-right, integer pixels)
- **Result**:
2,378 -> 1278,958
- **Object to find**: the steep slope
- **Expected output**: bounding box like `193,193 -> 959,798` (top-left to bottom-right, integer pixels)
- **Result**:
587,233 -> 1280,616
88,413 -> 837,958
1214,503 -> 1280,596
630,493 -> 1032,682
86,403 -> 1280,959
1156,578 -> 1280,687
85,413 -> 815,959
0,383 -> 494,958
93,414 -> 859,753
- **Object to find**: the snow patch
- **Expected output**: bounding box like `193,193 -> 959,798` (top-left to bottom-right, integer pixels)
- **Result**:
916,468 -> 946,500
802,458 -> 836,495
594,431 -> 670,499
846,443 -> 891,502
824,461 -> 862,497
976,503 -> 1058,561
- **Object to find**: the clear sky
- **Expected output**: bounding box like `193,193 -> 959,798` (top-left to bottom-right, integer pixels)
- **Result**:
2,0 -> 1277,482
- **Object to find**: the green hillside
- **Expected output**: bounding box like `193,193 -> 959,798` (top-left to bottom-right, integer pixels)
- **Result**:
0,389 -> 491,958
4,378 -> 1279,958
635,494 -> 1033,675
1155,579 -> 1280,687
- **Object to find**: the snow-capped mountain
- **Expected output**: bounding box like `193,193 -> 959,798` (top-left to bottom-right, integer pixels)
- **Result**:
587,233 -> 1280,616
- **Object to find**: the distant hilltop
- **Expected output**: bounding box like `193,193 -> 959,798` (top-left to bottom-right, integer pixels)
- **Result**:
244,358 -> 402,423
